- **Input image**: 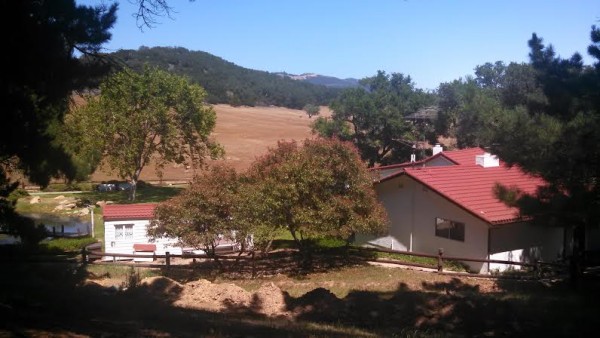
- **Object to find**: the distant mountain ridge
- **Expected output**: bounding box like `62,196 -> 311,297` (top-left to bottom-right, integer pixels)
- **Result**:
107,47 -> 345,109
275,72 -> 360,88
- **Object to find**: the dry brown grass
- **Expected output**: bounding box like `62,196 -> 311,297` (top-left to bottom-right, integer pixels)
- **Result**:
90,104 -> 332,182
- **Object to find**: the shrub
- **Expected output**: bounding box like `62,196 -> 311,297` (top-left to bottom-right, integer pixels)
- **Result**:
8,188 -> 29,203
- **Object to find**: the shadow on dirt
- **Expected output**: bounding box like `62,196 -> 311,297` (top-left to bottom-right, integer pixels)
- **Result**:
0,260 -> 365,337
1,254 -> 599,337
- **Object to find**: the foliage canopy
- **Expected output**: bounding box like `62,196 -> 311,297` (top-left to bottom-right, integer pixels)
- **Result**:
313,71 -> 435,166
149,164 -> 240,258
242,138 -> 388,258
490,27 -> 600,256
1,0 -> 116,242
66,66 -> 222,200
110,46 -> 342,109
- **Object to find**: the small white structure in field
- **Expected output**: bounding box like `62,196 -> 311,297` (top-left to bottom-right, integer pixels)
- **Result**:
103,203 -> 244,261
103,203 -> 182,260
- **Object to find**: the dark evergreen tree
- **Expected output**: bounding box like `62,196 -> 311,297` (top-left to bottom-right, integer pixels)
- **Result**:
491,26 -> 600,276
1,0 -> 116,243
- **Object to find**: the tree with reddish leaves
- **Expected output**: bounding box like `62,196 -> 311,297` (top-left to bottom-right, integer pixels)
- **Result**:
149,164 -> 240,260
242,138 -> 388,264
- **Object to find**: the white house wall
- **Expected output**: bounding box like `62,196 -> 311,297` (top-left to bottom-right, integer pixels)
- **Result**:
488,222 -> 563,272
104,219 -> 182,260
357,176 -> 411,251
407,177 -> 490,273
361,175 -> 490,273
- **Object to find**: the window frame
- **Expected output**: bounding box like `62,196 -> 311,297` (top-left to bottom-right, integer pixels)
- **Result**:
434,217 -> 465,242
114,224 -> 134,241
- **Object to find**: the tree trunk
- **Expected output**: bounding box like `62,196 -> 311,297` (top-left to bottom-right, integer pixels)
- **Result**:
129,179 -> 137,201
262,238 -> 274,255
569,224 -> 586,287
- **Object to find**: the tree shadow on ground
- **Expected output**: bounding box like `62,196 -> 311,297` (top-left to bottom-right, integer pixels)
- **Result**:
3,253 -> 600,337
222,275 -> 600,337
0,260 -> 369,337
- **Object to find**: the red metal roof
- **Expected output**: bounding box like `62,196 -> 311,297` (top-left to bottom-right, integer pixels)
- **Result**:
439,147 -> 487,165
103,203 -> 157,221
403,164 -> 545,225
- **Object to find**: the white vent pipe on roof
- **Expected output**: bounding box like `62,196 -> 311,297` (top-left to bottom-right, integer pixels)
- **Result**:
476,152 -> 500,168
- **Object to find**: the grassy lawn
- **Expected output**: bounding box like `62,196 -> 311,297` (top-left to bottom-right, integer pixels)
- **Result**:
78,183 -> 185,204
11,183 -> 183,253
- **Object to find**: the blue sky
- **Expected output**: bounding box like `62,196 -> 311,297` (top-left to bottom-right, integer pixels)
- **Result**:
81,0 -> 599,90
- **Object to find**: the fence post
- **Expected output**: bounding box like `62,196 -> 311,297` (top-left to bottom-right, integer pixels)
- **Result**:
251,251 -> 256,279
534,259 -> 540,279
81,248 -> 87,265
166,251 -> 171,269
437,248 -> 444,272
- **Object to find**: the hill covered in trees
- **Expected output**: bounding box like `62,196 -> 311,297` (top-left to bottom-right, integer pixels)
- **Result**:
275,72 -> 360,88
108,46 -> 342,109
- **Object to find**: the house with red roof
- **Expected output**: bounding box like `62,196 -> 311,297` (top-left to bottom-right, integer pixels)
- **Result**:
103,203 -> 242,261
362,146 -> 565,273
103,203 -> 183,260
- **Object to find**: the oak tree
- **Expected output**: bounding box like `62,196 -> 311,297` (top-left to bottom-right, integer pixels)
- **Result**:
314,71 -> 435,166
68,66 -> 222,200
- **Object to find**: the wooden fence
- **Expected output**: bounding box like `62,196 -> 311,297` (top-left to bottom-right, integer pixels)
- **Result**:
82,245 -> 567,279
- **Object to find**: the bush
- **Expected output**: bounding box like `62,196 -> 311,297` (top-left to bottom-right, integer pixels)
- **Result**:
40,182 -> 95,192
8,188 -> 29,203
39,236 -> 98,253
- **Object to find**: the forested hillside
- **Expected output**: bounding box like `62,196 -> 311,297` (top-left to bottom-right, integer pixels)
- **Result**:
109,46 -> 341,109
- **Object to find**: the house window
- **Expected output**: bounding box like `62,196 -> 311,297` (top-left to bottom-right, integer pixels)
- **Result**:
115,224 -> 134,240
435,218 -> 465,242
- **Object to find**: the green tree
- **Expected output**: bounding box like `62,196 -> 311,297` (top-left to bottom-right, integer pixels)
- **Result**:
1,0 -> 116,242
68,66 -> 222,200
149,164 -> 239,260
303,104 -> 321,118
315,71 -> 435,166
242,138 -> 388,264
491,26 -> 600,275
435,77 -> 502,148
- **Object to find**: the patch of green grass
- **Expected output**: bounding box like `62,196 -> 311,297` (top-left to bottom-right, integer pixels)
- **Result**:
271,233 -> 348,251
41,182 -> 95,192
92,207 -> 104,243
86,264 -> 161,280
80,184 -> 184,204
15,197 -> 59,214
39,236 -> 98,253
315,237 -> 347,248
374,251 -> 468,272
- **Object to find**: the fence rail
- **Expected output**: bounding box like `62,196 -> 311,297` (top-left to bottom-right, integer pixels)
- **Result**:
351,246 -> 564,269
82,244 -> 567,279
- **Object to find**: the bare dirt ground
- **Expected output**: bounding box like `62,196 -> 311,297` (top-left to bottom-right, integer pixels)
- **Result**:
2,255 -> 598,337
90,104 -> 332,183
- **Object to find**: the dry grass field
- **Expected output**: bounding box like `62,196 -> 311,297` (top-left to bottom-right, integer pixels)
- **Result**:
90,104 -> 332,183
